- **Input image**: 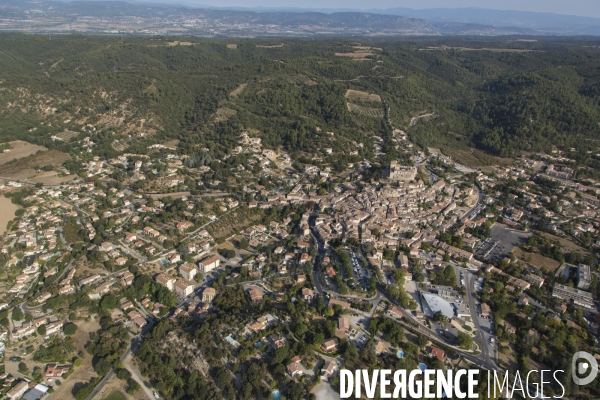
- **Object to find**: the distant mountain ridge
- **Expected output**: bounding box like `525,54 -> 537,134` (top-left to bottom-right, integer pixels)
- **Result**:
0,0 -> 598,35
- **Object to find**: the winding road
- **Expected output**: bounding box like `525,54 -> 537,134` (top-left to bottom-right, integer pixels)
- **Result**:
309,220 -> 498,372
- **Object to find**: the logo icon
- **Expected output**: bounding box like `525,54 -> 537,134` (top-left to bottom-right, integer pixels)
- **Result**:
572,351 -> 598,385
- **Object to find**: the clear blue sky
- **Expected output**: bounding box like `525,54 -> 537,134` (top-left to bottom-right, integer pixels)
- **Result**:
151,0 -> 600,18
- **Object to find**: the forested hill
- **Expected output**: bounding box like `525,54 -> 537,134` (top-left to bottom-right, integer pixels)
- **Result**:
0,34 -> 599,166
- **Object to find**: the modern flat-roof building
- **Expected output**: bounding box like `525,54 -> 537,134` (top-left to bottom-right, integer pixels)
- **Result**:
552,284 -> 594,309
421,293 -> 455,320
577,263 -> 592,291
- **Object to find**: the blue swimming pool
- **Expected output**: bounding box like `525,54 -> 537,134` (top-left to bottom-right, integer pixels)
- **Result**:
254,342 -> 263,348
397,351 -> 403,359
272,390 -> 281,400
419,363 -> 427,372
225,336 -> 234,343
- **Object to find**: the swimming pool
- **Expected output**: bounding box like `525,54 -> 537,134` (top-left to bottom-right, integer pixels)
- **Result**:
272,390 -> 280,400
418,363 -> 427,372
397,351 -> 403,359
225,335 -> 240,347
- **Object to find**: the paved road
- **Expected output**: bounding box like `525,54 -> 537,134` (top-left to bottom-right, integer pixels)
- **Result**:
0,177 -> 81,188
461,183 -> 484,219
464,272 -> 494,366
308,212 -> 498,368
309,221 -> 497,371
21,258 -> 77,312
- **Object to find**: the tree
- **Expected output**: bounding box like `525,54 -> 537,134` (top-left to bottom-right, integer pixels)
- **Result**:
239,237 -> 249,250
457,331 -> 474,350
434,311 -> 448,323
74,379 -> 99,400
100,294 -> 118,310
93,358 -> 112,376
37,325 -> 46,336
344,342 -> 359,367
12,307 -> 24,321
18,362 -> 29,374
295,322 -> 308,337
32,367 -> 43,382
63,322 -> 78,335
116,368 -> 132,380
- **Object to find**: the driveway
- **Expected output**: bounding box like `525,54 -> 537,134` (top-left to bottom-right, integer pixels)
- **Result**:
123,353 -> 154,400
312,381 -> 340,400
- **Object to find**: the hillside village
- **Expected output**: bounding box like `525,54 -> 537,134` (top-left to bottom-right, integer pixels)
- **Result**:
0,121 -> 598,400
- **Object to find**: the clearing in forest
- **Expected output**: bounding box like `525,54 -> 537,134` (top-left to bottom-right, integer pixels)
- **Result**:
230,83 -> 247,97
345,89 -> 381,102
346,103 -> 384,118
335,51 -> 374,60
53,130 -> 79,142
257,43 -> 284,48
167,41 -> 194,46
213,107 -> 237,123
289,75 -> 317,86
440,147 -> 513,168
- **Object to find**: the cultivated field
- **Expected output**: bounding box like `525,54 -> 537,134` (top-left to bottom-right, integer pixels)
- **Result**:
345,89 -> 381,102
206,208 -> 263,241
226,44 -> 238,49
0,140 -> 47,165
0,149 -> 70,181
213,107 -> 237,123
441,147 -> 513,168
346,103 -> 384,118
335,51 -> 374,60
0,196 -> 19,235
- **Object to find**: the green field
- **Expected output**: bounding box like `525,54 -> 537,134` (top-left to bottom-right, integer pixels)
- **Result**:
104,390 -> 127,400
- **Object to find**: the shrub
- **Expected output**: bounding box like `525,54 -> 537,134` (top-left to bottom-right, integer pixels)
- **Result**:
74,379 -> 98,400
126,378 -> 141,394
116,368 -> 131,380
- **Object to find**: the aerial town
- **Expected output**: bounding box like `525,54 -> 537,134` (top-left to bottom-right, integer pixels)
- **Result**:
0,121 -> 597,400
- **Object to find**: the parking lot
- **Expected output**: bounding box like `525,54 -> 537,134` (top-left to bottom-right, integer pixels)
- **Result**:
349,250 -> 370,292
475,224 -> 530,261
346,313 -> 370,348
466,204 -> 485,220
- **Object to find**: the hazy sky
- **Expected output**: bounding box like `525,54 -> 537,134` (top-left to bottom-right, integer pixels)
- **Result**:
151,0 -> 600,18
